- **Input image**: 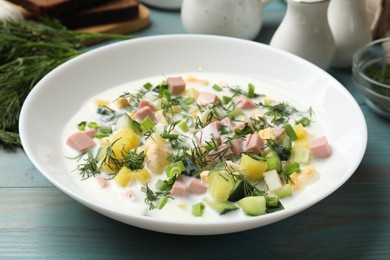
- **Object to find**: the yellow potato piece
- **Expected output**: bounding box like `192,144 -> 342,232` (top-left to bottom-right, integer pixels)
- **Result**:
114,166 -> 136,187
239,154 -> 267,181
110,128 -> 141,160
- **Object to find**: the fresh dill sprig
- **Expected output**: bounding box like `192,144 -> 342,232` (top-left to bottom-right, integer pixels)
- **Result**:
0,19 -> 135,147
141,184 -> 173,210
123,150 -> 146,171
72,150 -> 100,180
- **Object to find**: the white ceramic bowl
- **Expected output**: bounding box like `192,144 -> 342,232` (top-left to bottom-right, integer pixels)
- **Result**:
20,35 -> 367,235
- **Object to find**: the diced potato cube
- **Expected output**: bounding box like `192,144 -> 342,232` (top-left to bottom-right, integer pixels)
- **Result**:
114,166 -> 135,187
239,154 -> 268,181
294,123 -> 308,140
110,128 -> 141,160
134,168 -> 151,184
184,87 -> 200,99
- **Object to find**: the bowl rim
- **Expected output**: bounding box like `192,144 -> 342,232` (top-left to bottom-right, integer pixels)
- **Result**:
352,37 -> 390,91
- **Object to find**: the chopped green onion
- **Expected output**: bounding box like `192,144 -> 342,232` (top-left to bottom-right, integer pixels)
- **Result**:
222,96 -> 232,104
87,121 -> 99,129
155,179 -> 170,191
130,120 -> 143,134
212,84 -> 223,92
192,202 -> 205,217
160,133 -> 179,140
157,196 -> 169,209
284,124 -> 297,141
282,137 -> 292,151
93,133 -> 110,139
183,97 -> 195,105
296,117 -> 311,127
226,106 -> 243,117
177,120 -> 189,132
247,83 -> 255,98
143,82 -> 153,91
99,125 -> 112,134
78,121 -> 86,131
285,162 -> 300,175
141,116 -> 155,132
164,161 -> 185,178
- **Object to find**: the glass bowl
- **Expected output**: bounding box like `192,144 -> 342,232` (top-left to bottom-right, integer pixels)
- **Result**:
352,37 -> 390,119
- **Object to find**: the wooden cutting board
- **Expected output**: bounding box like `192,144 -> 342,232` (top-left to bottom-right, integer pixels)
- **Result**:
9,2 -> 150,35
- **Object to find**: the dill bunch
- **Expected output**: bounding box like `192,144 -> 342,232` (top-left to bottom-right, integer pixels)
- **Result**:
0,19 -> 135,148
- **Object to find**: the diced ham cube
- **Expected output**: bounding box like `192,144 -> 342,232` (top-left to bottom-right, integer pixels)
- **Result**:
196,92 -> 222,105
171,180 -> 188,196
310,136 -> 332,158
244,133 -> 264,154
138,100 -> 156,111
187,178 -> 207,194
208,143 -> 233,162
167,76 -> 186,95
229,139 -> 243,156
195,121 -> 222,146
133,106 -> 157,122
233,122 -> 246,131
273,127 -> 285,139
66,131 -> 96,152
96,175 -> 109,188
234,95 -> 257,109
121,188 -> 137,202
220,117 -> 235,128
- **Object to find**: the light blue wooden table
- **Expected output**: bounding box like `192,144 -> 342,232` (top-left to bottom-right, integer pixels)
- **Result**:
2,1 -> 390,258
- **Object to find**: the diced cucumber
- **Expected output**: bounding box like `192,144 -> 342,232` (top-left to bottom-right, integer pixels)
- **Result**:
266,152 -> 281,172
274,183 -> 292,198
228,179 -> 254,202
116,113 -> 132,130
237,196 -> 266,216
291,147 -> 311,164
265,196 -> 284,213
204,198 -> 238,215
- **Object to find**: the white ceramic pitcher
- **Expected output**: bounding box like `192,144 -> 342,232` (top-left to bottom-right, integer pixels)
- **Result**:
328,0 -> 372,68
270,0 -> 335,69
181,0 -> 268,40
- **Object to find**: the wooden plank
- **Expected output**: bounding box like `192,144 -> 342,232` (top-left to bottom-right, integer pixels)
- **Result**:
1,184 -> 390,258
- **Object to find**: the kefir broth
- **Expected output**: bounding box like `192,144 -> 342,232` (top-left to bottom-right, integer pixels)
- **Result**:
63,72 -> 326,221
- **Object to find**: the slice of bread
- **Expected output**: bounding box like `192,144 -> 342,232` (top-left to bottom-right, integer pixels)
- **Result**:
6,0 -> 111,16
58,0 -> 139,29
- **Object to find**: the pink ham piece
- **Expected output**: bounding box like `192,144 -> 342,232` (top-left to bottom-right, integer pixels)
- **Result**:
310,136 -> 332,158
187,178 -> 207,194
220,117 -> 235,128
273,127 -> 285,139
133,106 -> 157,122
167,76 -> 186,95
208,143 -> 234,162
244,133 -> 264,154
171,175 -> 207,196
229,139 -> 243,156
196,92 -> 222,105
138,100 -> 156,111
170,180 -> 188,196
84,128 -> 98,138
66,131 -> 96,152
234,95 -> 257,109
96,176 -> 109,188
195,121 -> 222,146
